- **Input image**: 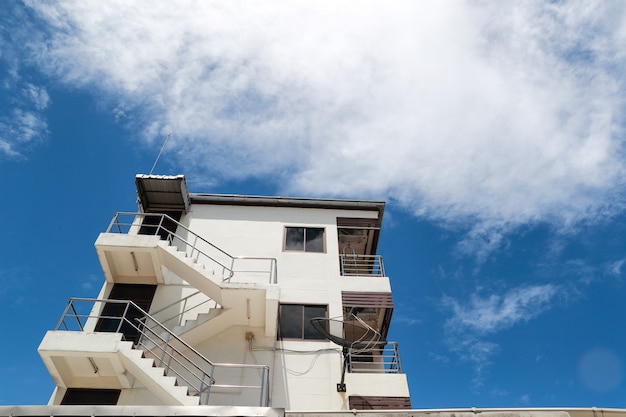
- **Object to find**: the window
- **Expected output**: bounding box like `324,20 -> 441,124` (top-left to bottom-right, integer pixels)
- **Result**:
278,304 -> 328,340
284,227 -> 325,252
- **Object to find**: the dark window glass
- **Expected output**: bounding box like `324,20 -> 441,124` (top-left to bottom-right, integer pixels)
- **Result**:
304,305 -> 327,339
285,227 -> 324,252
279,304 -> 303,339
279,304 -> 327,340
305,228 -> 324,252
285,227 -> 305,250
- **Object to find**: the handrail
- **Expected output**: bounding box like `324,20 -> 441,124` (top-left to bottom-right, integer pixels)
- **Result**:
147,290 -> 220,330
106,212 -> 278,284
56,298 -> 270,406
347,342 -> 402,374
339,254 -> 385,277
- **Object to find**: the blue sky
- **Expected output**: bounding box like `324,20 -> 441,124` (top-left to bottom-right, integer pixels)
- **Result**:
2,0 -> 626,409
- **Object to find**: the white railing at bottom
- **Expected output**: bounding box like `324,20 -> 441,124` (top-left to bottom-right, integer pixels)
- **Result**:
347,342 -> 402,374
339,254 -> 385,277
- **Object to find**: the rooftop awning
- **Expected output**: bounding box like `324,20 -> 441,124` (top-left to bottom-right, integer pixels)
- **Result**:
135,174 -> 190,213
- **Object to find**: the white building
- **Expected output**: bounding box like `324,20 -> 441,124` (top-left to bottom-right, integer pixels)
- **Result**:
2,174 -> 623,417
36,174 -> 410,411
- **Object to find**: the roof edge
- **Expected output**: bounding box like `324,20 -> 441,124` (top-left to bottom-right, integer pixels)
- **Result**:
190,193 -> 385,213
0,406 -> 623,417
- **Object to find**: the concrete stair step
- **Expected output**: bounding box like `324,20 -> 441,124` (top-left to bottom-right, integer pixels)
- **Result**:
118,344 -> 199,406
172,308 -> 224,335
157,245 -> 224,304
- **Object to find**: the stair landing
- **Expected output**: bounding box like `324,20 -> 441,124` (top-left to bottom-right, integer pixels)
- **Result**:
38,330 -> 198,406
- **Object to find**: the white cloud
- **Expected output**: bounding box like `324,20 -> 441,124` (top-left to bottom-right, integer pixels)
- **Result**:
22,1 -> 626,239
0,109 -> 49,157
608,258 -> 625,276
0,138 -> 19,157
0,2 -> 50,158
22,83 -> 50,111
13,109 -> 48,143
444,284 -> 559,334
393,315 -> 421,327
443,283 -> 562,384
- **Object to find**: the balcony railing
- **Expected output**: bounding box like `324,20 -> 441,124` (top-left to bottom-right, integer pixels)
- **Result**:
339,254 -> 385,277
55,298 -> 270,406
347,342 -> 402,374
106,212 -> 277,284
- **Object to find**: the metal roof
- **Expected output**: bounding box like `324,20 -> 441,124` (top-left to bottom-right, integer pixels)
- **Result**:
135,174 -> 385,222
135,174 -> 190,213
190,193 -> 385,216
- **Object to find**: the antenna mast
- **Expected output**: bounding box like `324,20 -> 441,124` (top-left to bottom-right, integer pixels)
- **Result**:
149,133 -> 171,175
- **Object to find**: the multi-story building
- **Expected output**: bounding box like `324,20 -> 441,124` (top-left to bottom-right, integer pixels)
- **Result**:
35,174 -> 410,411
2,174 -> 624,417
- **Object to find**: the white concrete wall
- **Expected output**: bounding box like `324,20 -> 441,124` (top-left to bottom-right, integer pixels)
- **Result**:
149,284 -> 215,330
52,201 -> 408,410
181,204 -> 378,288
175,203 -> 392,410
344,373 -> 411,397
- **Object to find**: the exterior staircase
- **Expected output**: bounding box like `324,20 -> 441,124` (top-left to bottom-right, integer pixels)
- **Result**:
156,242 -> 225,304
39,298 -> 270,406
117,340 -> 199,406
166,308 -> 235,345
37,212 -> 277,405
95,212 -> 280,339
96,212 -> 277,287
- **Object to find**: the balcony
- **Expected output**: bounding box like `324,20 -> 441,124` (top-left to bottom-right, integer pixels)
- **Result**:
343,342 -> 410,399
347,342 -> 402,374
339,254 -> 385,277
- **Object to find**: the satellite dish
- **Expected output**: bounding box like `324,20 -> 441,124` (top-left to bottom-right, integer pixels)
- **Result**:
310,316 -> 385,349
310,312 -> 387,392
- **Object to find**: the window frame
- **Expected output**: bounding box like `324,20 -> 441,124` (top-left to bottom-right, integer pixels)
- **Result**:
278,303 -> 328,341
283,226 -> 326,253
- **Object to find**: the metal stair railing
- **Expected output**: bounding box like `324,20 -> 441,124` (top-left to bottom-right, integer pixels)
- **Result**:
55,297 -> 271,407
146,290 -> 220,332
106,212 -> 278,284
